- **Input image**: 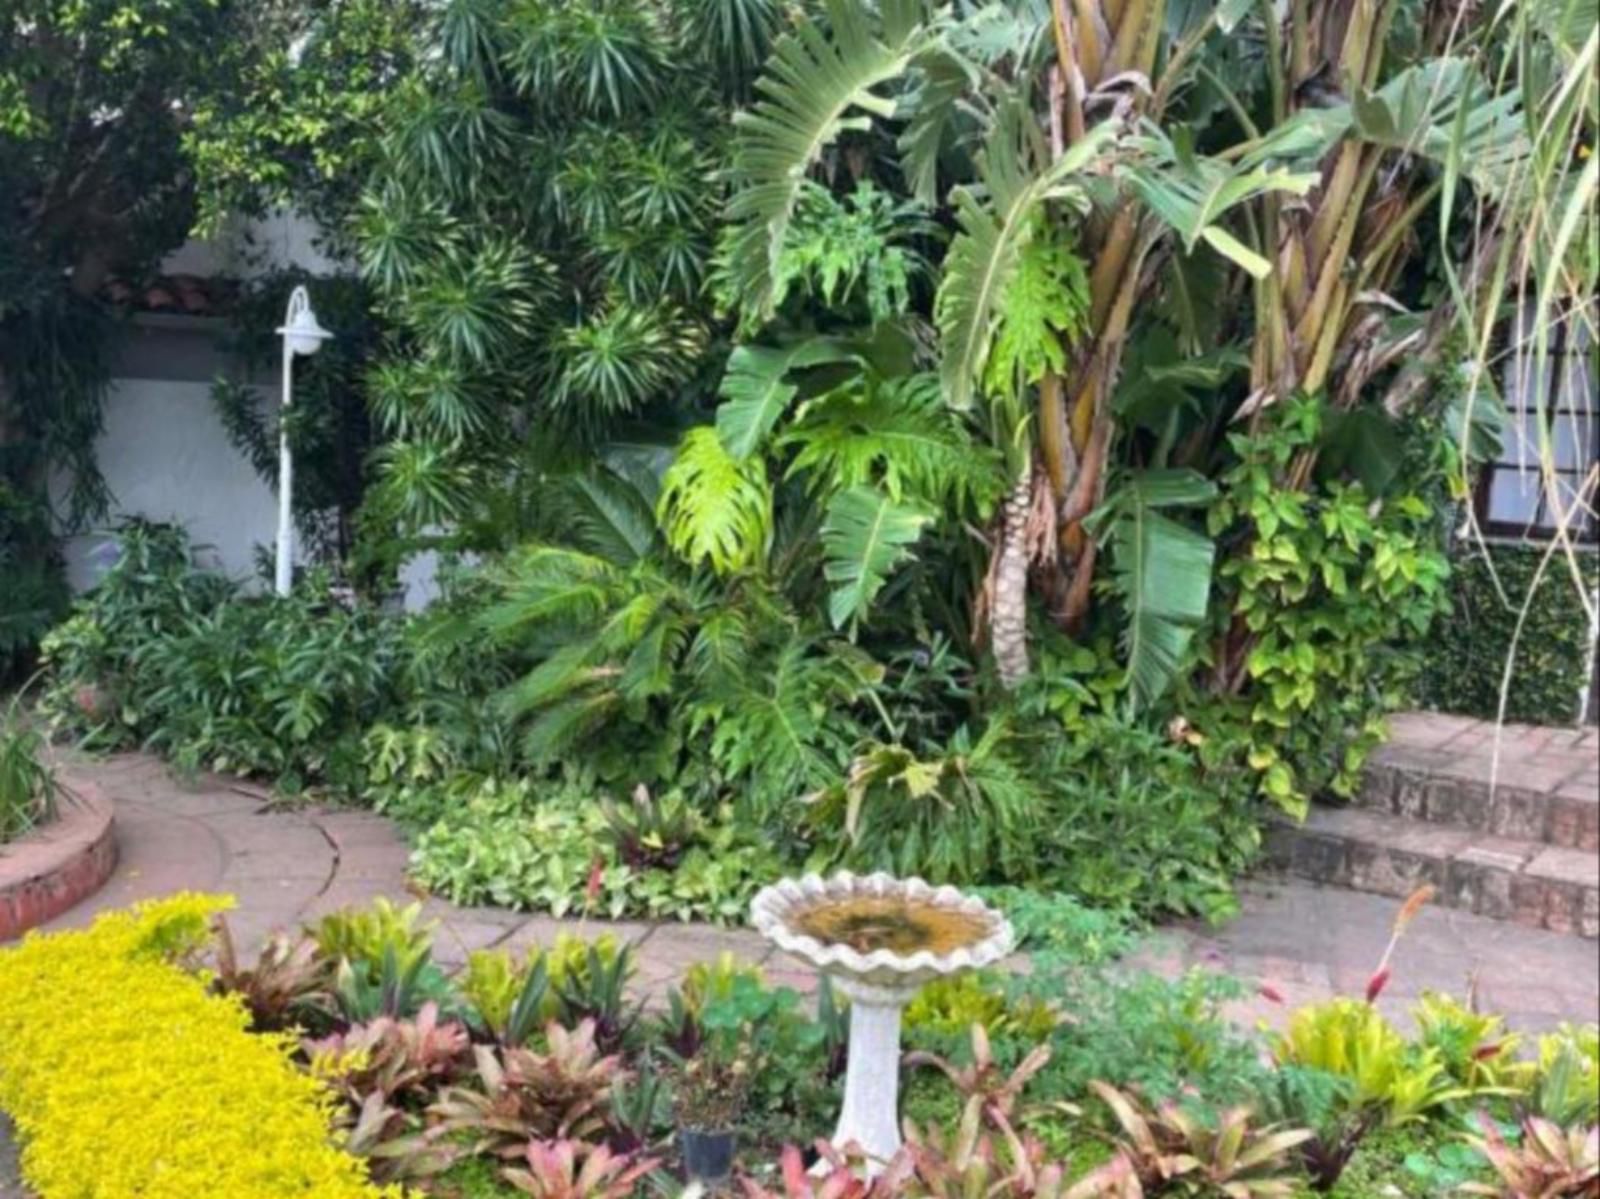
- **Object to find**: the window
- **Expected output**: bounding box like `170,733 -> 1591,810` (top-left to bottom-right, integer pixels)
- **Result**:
1477,307 -> 1599,542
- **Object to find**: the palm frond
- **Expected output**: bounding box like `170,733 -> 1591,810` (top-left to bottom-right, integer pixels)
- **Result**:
819,485 -> 935,629
722,0 -> 937,322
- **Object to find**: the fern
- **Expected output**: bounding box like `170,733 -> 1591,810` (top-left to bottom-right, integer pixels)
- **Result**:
936,105 -> 1115,411
781,372 -> 1005,513
819,485 -> 935,629
657,426 -> 773,574
983,224 -> 1092,397
722,0 -> 935,322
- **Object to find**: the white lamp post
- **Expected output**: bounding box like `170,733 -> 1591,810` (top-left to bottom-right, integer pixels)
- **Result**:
273,286 -> 333,596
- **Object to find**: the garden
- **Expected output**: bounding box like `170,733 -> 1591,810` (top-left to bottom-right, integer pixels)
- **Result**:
2,0 -> 1597,1196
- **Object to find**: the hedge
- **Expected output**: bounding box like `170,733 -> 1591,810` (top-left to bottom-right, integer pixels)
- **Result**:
0,895 -> 401,1199
1422,540 -> 1598,725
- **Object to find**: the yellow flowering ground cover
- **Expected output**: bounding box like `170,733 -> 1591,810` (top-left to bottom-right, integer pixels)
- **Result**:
0,894 -> 403,1199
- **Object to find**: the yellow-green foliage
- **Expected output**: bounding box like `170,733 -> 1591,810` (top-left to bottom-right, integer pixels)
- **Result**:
904,972 -> 1057,1040
460,933 -> 622,1030
0,895 -> 402,1199
1538,1024 -> 1600,1124
1270,998 -> 1467,1126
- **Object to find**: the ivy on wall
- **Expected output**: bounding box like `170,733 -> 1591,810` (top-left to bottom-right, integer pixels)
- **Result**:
1422,541 -> 1599,726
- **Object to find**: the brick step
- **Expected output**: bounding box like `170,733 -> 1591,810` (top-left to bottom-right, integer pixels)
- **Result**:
1359,714 -> 1598,851
1266,806 -> 1599,939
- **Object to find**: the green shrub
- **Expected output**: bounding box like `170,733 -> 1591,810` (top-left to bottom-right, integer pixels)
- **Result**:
1202,399 -> 1453,814
1422,541 -> 1598,725
0,483 -> 69,683
1026,966 -> 1272,1109
40,521 -> 413,792
1032,714 -> 1262,922
0,686 -> 54,842
408,774 -> 784,925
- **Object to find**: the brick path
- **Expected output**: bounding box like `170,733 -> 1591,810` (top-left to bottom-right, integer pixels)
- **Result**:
19,743 -> 1594,1029
4,732 -> 1598,1195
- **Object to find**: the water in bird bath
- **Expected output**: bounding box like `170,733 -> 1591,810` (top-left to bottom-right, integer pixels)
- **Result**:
793,896 -> 991,957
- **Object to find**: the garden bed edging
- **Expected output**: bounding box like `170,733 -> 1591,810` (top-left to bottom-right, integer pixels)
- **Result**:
0,781 -> 117,942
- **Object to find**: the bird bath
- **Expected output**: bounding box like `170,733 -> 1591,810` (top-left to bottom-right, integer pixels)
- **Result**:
750,873 -> 1015,1171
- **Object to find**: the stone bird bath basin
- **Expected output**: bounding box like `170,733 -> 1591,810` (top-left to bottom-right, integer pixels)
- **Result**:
750,873 -> 1015,1170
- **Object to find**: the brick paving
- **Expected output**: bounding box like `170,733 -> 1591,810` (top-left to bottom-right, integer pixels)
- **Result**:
10,741 -> 1591,1027
4,731 -> 1597,1194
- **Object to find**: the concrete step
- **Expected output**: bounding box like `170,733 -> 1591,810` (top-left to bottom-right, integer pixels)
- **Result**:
1266,806 -> 1599,939
1358,714 -> 1598,851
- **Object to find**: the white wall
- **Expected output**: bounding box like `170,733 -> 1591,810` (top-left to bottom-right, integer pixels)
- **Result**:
59,375 -> 288,592
162,208 -> 346,278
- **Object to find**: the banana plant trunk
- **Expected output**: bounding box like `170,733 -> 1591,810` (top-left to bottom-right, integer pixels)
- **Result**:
993,473 -> 1033,689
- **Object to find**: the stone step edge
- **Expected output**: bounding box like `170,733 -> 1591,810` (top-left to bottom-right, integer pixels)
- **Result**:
1266,806 -> 1599,939
1357,756 -> 1598,852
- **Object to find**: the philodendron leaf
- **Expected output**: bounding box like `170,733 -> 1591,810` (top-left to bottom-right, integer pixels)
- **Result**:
936,106 -> 1114,410
819,485 -> 934,629
723,0 -> 938,322
715,338 -> 856,460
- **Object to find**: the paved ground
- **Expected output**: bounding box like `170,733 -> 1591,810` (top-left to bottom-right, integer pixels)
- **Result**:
21,747 -> 1596,1027
3,743 -> 1596,1194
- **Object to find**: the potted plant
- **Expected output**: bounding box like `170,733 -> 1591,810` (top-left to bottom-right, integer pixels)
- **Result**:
674,1045 -> 752,1184
672,974 -> 774,1185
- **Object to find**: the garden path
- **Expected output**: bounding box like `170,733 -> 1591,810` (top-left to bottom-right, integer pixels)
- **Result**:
4,744 -> 1597,1197
24,746 -> 1598,1032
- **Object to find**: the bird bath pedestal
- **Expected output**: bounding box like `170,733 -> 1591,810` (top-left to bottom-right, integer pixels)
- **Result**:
750,874 -> 1015,1172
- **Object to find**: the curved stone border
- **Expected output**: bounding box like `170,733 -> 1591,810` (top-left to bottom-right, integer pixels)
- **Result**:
0,780 -> 117,942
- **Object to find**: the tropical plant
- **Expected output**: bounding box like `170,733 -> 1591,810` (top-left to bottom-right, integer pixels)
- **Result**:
1415,992 -> 1537,1096
340,1090 -> 459,1184
501,1140 -> 659,1199
1087,1082 -> 1314,1199
307,1002 -> 470,1105
432,1021 -> 623,1152
1269,999 -> 1468,1128
326,0 -> 792,560
906,1024 -> 1053,1128
0,683 -> 54,843
1463,1113 -> 1600,1199
1536,1027 -> 1600,1128
806,721 -> 1040,885
209,919 -> 332,1034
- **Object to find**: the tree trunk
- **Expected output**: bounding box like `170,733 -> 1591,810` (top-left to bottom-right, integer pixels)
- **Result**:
992,473 -> 1033,689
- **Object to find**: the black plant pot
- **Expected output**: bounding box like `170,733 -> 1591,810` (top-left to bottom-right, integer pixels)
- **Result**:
680,1127 -> 737,1183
